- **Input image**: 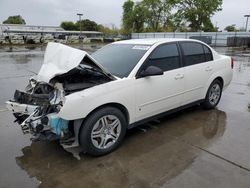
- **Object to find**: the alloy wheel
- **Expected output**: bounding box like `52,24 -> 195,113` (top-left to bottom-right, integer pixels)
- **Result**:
91,115 -> 121,149
209,83 -> 221,106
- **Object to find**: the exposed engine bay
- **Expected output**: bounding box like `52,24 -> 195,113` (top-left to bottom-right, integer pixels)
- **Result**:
6,42 -> 114,156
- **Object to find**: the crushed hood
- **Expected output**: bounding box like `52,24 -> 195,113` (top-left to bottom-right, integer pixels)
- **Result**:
37,42 -> 114,83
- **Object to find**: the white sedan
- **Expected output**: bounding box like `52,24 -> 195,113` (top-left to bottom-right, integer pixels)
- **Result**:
6,39 -> 233,156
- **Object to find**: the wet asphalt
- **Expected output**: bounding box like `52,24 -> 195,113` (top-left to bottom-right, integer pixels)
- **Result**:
0,44 -> 249,188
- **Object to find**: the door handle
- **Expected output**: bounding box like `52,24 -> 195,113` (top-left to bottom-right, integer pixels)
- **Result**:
175,74 -> 184,80
205,66 -> 212,71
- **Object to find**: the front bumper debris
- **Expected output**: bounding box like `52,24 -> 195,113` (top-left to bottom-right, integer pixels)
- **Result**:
6,100 -> 69,138
7,99 -> 83,159
6,101 -> 38,115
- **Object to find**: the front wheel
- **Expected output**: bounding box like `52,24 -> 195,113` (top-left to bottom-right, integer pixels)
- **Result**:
202,80 -> 223,109
79,107 -> 127,156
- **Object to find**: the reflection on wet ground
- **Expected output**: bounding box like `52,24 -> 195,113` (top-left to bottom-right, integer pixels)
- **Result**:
0,45 -> 250,188
15,109 -> 226,188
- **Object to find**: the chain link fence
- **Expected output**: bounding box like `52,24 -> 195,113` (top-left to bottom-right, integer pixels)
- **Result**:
131,32 -> 250,47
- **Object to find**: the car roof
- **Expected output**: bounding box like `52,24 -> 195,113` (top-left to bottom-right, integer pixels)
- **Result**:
113,38 -> 200,45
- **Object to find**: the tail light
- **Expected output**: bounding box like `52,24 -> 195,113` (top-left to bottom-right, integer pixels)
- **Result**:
231,57 -> 234,69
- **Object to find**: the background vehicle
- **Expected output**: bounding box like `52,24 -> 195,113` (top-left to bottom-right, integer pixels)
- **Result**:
6,39 -> 233,156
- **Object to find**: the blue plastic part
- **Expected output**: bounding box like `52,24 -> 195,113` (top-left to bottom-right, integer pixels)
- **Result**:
49,116 -> 69,136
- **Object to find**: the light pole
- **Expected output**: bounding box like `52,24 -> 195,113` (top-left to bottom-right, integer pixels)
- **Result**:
244,15 -> 250,32
77,13 -> 83,46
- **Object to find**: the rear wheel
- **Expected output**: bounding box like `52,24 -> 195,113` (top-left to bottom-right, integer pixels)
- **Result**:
79,107 -> 127,156
202,80 -> 223,109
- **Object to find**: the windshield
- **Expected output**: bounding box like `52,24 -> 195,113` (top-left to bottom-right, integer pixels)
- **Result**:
92,44 -> 150,78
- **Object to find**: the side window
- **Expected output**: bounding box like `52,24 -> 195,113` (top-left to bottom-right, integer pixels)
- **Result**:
180,42 -> 206,66
144,43 -> 180,72
203,45 -> 213,61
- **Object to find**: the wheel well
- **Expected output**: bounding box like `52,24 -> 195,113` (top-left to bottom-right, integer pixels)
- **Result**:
204,77 -> 224,99
82,103 -> 130,125
76,103 -> 130,144
214,77 -> 224,88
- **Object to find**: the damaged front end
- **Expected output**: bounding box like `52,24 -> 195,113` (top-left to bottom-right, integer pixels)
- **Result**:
6,42 -> 114,156
7,80 -> 68,141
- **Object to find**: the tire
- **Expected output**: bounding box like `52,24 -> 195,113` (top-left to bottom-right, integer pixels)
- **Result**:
79,107 -> 127,156
202,79 -> 223,109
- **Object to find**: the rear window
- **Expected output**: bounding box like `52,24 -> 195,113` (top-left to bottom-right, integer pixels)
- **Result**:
203,45 -> 213,61
180,42 -> 206,66
144,43 -> 180,72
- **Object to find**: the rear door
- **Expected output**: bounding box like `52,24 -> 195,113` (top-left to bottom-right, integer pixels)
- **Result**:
179,42 -> 214,104
135,43 -> 185,121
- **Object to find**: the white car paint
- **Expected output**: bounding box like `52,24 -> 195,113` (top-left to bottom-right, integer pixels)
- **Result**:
134,68 -> 184,121
37,42 -> 113,83
5,38 -> 234,156
57,38 -> 233,125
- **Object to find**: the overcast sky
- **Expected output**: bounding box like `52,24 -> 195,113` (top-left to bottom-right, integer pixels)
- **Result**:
0,0 -> 249,30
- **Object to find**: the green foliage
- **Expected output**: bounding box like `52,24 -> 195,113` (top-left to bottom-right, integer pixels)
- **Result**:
175,0 -> 222,31
121,0 -> 222,33
76,19 -> 98,31
203,19 -> 217,32
3,15 -> 26,24
122,0 -> 174,33
142,0 -> 172,31
60,19 -> 99,31
122,0 -> 135,34
60,19 -> 119,36
163,14 -> 189,32
133,3 -> 147,32
60,21 -> 77,30
224,24 -> 237,32
98,24 -> 120,35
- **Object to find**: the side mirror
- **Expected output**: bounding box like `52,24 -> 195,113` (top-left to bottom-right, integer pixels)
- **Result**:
138,66 -> 164,78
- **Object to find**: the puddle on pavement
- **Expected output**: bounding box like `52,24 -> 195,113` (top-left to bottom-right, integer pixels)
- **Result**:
14,108 -> 228,187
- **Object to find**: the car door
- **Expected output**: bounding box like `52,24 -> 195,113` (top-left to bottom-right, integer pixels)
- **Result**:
135,43 -> 185,121
179,42 -> 215,105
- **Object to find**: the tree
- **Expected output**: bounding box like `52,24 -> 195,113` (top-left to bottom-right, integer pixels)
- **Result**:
203,19 -> 217,32
3,15 -> 26,24
60,19 -> 99,31
141,0 -> 173,31
98,24 -> 120,36
175,0 -> 222,31
121,0 -> 222,33
60,21 -> 77,30
122,0 -> 175,33
122,0 -> 135,34
164,14 -> 189,32
132,3 -> 147,32
76,19 -> 98,31
224,24 -> 237,32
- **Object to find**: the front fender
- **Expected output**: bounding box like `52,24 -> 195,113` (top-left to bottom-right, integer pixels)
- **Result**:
58,79 -> 135,123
